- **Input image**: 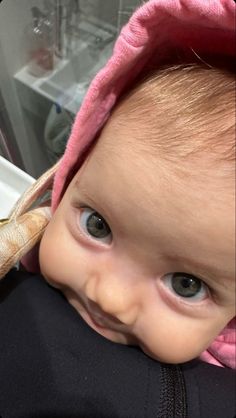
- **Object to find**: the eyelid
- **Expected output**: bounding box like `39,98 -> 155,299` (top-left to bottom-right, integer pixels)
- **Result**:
162,273 -> 209,302
157,276 -> 214,314
73,205 -> 113,248
72,191 -> 112,225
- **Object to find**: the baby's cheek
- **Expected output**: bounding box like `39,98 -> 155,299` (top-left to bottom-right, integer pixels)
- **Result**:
39,217 -> 72,288
137,314 -> 220,364
39,212 -> 92,293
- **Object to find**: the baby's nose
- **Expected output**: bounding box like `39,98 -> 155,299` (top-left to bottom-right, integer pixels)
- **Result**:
84,272 -> 139,325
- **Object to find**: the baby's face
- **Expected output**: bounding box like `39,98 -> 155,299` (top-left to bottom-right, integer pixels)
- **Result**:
39,114 -> 235,363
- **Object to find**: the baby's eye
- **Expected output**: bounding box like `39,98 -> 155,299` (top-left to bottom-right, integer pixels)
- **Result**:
162,272 -> 208,301
79,207 -> 112,244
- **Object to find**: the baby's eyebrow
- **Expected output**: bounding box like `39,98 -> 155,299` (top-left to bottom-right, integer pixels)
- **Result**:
72,182 -> 110,221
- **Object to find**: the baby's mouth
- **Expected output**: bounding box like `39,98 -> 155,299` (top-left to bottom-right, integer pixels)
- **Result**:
64,289 -> 138,345
86,299 -> 123,329
63,287 -> 126,334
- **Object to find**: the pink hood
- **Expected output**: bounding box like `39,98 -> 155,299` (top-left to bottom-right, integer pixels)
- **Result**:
52,0 -> 235,209
51,0 -> 235,368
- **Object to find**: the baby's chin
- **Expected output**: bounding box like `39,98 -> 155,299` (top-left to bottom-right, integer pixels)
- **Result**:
139,341 -> 202,365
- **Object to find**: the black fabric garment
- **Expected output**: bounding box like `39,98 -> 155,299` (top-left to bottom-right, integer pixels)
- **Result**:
0,270 -> 235,418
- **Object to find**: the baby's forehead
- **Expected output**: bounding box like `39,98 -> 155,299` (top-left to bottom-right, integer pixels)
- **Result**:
105,63 -> 235,171
81,107 -> 235,231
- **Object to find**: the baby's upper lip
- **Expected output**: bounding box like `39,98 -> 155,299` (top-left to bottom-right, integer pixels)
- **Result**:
87,300 -> 123,327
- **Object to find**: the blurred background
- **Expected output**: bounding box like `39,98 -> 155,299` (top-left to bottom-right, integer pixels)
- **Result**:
0,0 -> 146,178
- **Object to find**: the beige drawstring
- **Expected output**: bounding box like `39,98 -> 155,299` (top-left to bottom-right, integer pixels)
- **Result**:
0,207 -> 51,280
0,160 -> 60,280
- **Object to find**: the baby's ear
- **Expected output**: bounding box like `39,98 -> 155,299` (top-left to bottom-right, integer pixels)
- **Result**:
0,207 -> 51,279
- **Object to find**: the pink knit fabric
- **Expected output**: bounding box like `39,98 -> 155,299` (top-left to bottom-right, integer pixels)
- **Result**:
50,0 -> 235,368
200,318 -> 236,368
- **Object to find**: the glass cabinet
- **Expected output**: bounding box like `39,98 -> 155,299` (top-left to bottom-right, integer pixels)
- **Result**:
0,0 -> 143,177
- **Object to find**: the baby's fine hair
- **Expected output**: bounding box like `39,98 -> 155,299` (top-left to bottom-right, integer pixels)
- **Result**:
113,57 -> 235,171
0,57 -> 235,279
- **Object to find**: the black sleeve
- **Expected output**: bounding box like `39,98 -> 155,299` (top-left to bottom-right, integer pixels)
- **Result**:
0,270 -> 235,418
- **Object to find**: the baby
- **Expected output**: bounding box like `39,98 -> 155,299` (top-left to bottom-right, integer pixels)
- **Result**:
39,60 -> 235,365
1,0 -> 235,368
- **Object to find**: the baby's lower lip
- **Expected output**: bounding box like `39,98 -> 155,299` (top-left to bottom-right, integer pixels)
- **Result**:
87,310 -> 113,329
